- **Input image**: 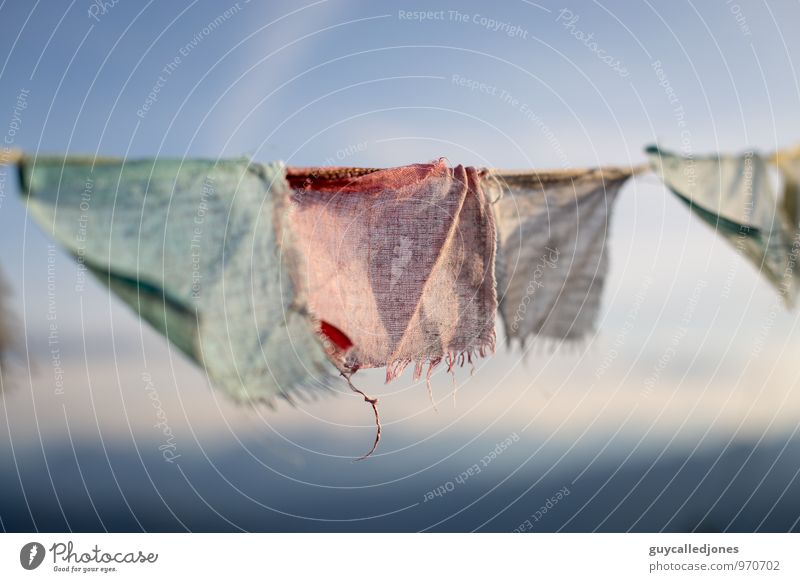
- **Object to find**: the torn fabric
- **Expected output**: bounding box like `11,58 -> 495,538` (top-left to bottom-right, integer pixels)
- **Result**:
487,168 -> 633,346
19,156 -> 333,404
281,160 -> 497,382
647,146 -> 799,306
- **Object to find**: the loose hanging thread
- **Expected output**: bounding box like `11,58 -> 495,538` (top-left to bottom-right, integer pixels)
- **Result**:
341,372 -> 381,461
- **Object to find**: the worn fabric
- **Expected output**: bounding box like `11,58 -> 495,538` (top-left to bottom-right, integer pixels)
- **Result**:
487,168 -> 632,346
774,146 -> 800,230
647,146 -> 799,306
19,156 -> 333,404
281,160 -> 497,382
646,145 -> 778,234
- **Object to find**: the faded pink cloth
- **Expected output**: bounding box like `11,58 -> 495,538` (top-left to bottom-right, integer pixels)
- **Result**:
282,160 -> 497,382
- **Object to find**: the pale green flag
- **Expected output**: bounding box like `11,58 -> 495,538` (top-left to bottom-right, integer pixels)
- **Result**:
647,145 -> 799,306
19,156 -> 333,404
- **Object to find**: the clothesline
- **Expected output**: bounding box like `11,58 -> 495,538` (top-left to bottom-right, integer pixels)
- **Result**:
5,146 -> 794,173
8,143 -> 800,457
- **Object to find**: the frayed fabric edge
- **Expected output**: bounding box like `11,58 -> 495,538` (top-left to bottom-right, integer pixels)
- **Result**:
384,333 -> 497,408
385,335 -> 496,384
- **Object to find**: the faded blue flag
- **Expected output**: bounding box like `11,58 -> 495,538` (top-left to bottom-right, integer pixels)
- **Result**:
19,156 -> 333,404
647,145 -> 799,306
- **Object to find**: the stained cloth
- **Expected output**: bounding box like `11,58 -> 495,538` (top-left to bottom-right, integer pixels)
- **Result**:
282,159 -> 498,382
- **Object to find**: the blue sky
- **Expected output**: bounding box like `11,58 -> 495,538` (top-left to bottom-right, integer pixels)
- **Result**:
2,0 -> 799,165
